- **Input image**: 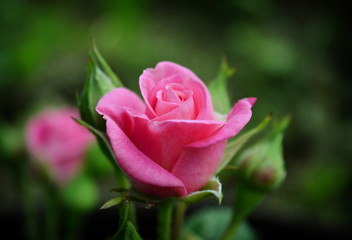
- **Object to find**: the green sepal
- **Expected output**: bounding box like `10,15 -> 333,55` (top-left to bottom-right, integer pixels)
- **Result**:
110,188 -> 129,194
79,41 -> 123,130
102,176 -> 222,207
209,58 -> 236,114
180,177 -> 223,204
217,113 -> 272,173
103,188 -> 160,209
100,197 -> 124,209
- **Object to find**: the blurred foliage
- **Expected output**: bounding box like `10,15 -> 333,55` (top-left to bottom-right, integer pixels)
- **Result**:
0,0 -> 351,237
182,207 -> 257,240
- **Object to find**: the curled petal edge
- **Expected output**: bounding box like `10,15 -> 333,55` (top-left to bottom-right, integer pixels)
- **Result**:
188,98 -> 256,148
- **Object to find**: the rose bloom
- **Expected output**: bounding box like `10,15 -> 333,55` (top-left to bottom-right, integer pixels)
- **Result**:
26,107 -> 93,184
97,62 -> 255,197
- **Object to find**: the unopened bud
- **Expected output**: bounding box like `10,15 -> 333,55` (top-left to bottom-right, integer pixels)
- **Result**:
79,42 -> 122,130
236,116 -> 289,191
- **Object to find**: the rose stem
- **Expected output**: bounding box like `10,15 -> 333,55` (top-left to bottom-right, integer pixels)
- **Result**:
172,201 -> 187,240
220,183 -> 264,240
157,198 -> 174,240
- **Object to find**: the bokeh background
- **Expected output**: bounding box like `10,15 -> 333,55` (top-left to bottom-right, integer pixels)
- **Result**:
1,0 -> 351,239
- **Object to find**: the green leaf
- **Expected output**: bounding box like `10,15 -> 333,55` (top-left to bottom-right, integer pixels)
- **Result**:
217,113 -> 272,173
208,59 -> 235,114
181,207 -> 258,240
100,197 -> 124,209
79,41 -> 123,130
180,177 -> 222,204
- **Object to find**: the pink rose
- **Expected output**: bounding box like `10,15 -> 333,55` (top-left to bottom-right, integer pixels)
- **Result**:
97,62 -> 255,197
26,107 -> 93,184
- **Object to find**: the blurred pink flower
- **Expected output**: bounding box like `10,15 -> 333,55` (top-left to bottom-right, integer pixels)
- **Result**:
97,62 -> 255,197
26,107 -> 93,184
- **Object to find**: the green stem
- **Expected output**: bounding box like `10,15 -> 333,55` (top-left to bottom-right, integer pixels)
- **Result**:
221,215 -> 242,240
220,184 -> 264,240
109,201 -> 130,239
158,199 -> 174,240
172,201 -> 187,240
129,202 -> 138,227
108,201 -> 142,240
44,182 -> 59,240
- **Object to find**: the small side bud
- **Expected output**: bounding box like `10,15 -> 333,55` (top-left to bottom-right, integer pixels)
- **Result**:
236,116 -> 290,191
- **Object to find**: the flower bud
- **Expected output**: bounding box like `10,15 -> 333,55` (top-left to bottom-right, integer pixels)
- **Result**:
79,43 -> 122,130
26,107 -> 94,185
236,116 -> 289,191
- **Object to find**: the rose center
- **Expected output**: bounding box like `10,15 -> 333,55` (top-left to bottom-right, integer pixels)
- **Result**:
153,83 -> 193,116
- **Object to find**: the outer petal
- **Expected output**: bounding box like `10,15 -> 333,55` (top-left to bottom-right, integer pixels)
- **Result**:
96,88 -> 145,120
105,116 -> 187,197
96,88 -> 146,135
171,140 -> 227,193
170,98 -> 255,193
124,108 -> 224,171
189,98 -> 256,148
148,61 -> 203,82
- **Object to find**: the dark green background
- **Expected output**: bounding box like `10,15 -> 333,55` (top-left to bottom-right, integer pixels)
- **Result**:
0,0 -> 351,239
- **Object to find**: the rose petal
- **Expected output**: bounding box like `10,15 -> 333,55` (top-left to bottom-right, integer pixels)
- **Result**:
96,88 -> 146,134
171,140 -> 227,193
148,61 -> 202,81
154,95 -> 196,120
105,116 -> 187,197
189,98 -> 256,148
154,100 -> 179,116
163,86 -> 184,103
123,107 -> 224,171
